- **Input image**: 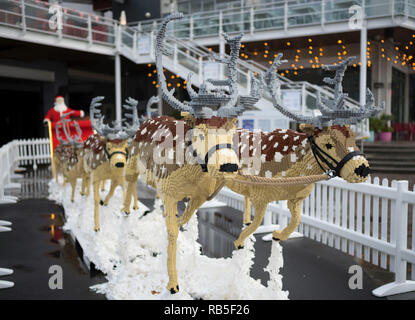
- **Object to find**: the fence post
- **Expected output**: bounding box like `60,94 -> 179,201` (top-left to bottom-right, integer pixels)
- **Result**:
173,43 -> 178,70
87,14 -> 92,46
20,0 -> 26,35
284,1 -> 288,31
373,180 -> 415,297
250,7 -> 254,35
133,29 -> 138,58
190,16 -> 194,40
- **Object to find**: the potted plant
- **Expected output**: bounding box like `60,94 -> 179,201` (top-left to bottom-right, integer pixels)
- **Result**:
377,114 -> 394,142
368,117 -> 381,142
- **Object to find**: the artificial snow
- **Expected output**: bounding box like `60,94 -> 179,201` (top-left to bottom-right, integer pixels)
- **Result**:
48,177 -> 289,300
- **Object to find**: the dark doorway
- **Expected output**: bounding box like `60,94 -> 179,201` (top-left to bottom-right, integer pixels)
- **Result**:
0,79 -> 42,146
391,67 -> 406,122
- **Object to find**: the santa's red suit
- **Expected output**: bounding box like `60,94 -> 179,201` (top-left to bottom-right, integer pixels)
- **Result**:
43,96 -> 85,124
44,96 -> 92,150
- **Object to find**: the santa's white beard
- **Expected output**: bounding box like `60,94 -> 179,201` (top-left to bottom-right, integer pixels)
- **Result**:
54,101 -> 68,113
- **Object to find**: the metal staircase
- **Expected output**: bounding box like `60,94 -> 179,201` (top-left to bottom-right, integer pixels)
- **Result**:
0,0 -> 368,133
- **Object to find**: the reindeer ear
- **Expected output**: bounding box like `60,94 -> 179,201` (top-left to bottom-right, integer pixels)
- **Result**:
299,123 -> 317,135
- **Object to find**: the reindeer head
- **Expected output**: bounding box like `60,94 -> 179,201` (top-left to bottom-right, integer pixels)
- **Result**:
156,13 -> 263,177
266,55 -> 384,183
89,96 -> 139,170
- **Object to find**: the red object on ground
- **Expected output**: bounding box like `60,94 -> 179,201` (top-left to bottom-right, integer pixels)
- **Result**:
52,118 -> 93,150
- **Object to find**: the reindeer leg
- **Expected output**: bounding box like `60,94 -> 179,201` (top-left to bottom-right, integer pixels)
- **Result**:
243,197 -> 252,225
122,173 -> 138,214
164,197 -> 180,294
70,178 -> 76,202
272,198 -> 303,241
93,181 -> 101,232
133,186 -> 139,210
177,197 -> 205,226
54,161 -> 59,183
80,175 -> 86,196
122,179 -> 136,214
103,180 -> 117,206
84,175 -> 91,197
234,201 -> 267,249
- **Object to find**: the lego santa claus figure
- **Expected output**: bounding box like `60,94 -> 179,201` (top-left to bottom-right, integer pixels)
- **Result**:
43,96 -> 85,125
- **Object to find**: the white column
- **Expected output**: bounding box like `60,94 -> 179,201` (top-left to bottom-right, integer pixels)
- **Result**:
115,53 -> 122,122
360,25 -> 367,106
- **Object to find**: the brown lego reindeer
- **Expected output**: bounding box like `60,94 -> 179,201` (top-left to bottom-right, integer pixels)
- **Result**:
123,96 -> 160,213
123,13 -> 265,294
226,54 -> 384,248
59,116 -> 87,202
83,96 -> 139,232
53,120 -> 72,183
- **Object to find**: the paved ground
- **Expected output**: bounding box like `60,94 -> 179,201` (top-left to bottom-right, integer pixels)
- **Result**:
0,166 -> 414,300
0,199 -> 105,300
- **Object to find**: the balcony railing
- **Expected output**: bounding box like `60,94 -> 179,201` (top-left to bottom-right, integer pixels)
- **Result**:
133,0 -> 411,40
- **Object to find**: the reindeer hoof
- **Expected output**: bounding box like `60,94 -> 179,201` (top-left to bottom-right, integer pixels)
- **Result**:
237,245 -> 244,250
143,210 -> 150,216
99,200 -> 104,206
122,211 -> 130,216
272,237 -> 280,242
94,227 -> 100,232
169,285 -> 179,294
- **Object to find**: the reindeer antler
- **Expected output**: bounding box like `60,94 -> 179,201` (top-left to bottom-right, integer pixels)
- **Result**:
89,96 -> 140,140
61,116 -> 83,147
265,54 -> 384,127
156,13 -> 262,119
55,120 -> 68,145
155,12 -> 193,115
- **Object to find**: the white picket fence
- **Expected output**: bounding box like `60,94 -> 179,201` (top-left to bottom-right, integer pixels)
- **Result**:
1,138 -> 415,296
217,176 -> 415,297
0,138 -> 50,203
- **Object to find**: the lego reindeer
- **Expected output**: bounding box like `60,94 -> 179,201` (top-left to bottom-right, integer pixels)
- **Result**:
83,96 -> 139,232
60,116 -> 87,202
226,55 -> 384,248
53,120 -> 71,183
123,96 -> 160,213
123,13 -> 265,293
